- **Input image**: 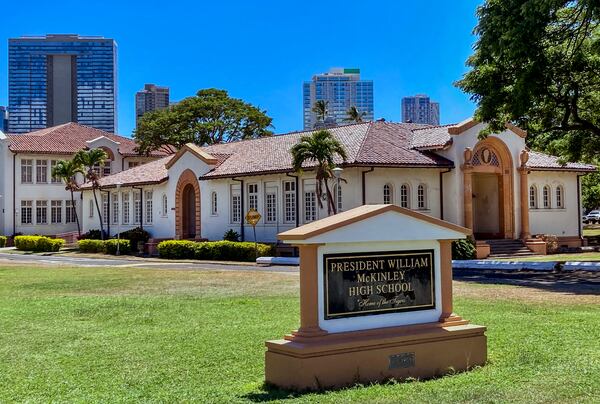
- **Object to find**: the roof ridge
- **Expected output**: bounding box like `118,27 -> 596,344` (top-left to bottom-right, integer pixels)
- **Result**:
411,123 -> 457,131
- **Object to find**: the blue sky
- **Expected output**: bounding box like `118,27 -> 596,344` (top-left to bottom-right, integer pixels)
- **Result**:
1,0 -> 483,136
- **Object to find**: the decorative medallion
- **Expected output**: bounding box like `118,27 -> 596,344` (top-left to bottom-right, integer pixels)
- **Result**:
480,148 -> 492,164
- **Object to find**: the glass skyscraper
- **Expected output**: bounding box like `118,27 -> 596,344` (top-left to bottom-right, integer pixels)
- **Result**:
8,34 -> 117,134
303,68 -> 374,130
401,95 -> 440,125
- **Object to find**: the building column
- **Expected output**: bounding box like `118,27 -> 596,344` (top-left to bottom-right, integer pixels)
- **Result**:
462,148 -> 474,231
519,150 -> 530,240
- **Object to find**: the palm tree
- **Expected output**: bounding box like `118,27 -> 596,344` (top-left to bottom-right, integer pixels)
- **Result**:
291,130 -> 347,215
312,100 -> 329,124
51,160 -> 84,237
74,149 -> 108,239
345,106 -> 365,123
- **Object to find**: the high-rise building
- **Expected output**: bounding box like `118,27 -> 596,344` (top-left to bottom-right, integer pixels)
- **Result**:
401,95 -> 440,125
0,107 -> 8,132
303,68 -> 374,130
8,34 -> 117,134
135,84 -> 170,126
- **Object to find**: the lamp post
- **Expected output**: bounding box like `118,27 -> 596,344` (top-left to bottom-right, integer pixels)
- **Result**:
332,167 -> 343,214
116,182 -> 122,256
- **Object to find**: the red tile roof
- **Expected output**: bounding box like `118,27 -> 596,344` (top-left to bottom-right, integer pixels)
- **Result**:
527,151 -> 596,172
81,155 -> 173,189
6,122 -> 168,157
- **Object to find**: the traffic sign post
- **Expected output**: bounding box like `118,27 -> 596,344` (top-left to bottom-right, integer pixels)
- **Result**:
245,208 -> 262,260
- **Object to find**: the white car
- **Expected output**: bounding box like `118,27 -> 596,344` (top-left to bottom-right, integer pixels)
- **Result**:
584,210 -> 600,224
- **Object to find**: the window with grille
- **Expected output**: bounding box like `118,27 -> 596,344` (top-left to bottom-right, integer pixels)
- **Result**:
335,184 -> 342,212
133,192 -> 141,224
543,186 -> 550,208
51,200 -> 62,224
145,191 -> 153,224
231,193 -> 241,223
36,160 -> 48,183
266,192 -> 277,223
529,186 -> 537,209
248,184 -> 258,210
112,193 -> 119,224
284,181 -> 296,223
21,200 -> 32,224
102,194 -> 109,224
162,194 -> 168,216
400,184 -> 409,208
21,159 -> 33,183
36,200 -> 48,224
417,184 -> 427,209
128,161 -> 140,169
304,191 -> 317,222
383,184 -> 393,204
66,200 -> 76,223
556,186 -> 564,208
211,192 -> 218,216
50,160 -> 61,183
122,193 -> 130,224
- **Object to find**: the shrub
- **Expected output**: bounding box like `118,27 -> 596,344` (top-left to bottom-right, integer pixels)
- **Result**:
78,229 -> 103,240
115,227 -> 150,248
14,236 -> 65,252
158,240 -> 274,262
223,229 -> 240,242
78,239 -> 106,253
104,239 -> 131,255
0,236 -> 6,248
541,234 -> 559,254
452,237 -> 476,260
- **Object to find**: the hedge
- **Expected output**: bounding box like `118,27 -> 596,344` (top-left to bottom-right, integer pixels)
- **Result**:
0,236 -> 6,248
14,236 -> 65,252
452,237 -> 476,260
158,240 -> 274,262
78,239 -> 132,255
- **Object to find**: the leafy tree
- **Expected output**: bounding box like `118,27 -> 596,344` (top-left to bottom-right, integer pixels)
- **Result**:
456,0 -> 600,162
344,106 -> 366,123
312,100 -> 329,124
74,149 -> 109,239
582,170 -> 600,210
290,130 -> 347,214
134,89 -> 273,154
51,160 -> 84,236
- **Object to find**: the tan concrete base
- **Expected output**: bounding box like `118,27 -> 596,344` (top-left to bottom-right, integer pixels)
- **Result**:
525,239 -> 547,255
265,322 -> 487,391
475,241 -> 490,259
557,236 -> 584,248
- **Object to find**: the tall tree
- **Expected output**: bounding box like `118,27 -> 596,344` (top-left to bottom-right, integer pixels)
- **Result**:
312,100 -> 329,125
344,106 -> 365,123
456,0 -> 600,162
290,130 -> 347,215
134,88 -> 273,154
74,149 -> 109,239
51,160 -> 84,236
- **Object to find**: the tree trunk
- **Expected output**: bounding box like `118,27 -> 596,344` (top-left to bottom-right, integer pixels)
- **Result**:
70,188 -> 81,237
324,180 -> 336,215
92,188 -> 105,240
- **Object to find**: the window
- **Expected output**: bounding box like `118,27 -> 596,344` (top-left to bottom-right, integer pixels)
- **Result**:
122,192 -> 130,224
35,160 -> 48,183
211,192 -> 218,216
334,184 -> 343,212
133,192 -> 142,224
21,200 -> 32,224
51,200 -> 62,224
89,199 -> 94,218
266,191 -> 277,223
145,191 -> 153,224
128,161 -> 140,169
65,200 -> 76,224
102,194 -> 109,224
231,192 -> 241,223
417,184 -> 427,210
529,186 -> 537,209
248,184 -> 258,210
36,200 -> 48,224
162,194 -> 168,217
543,185 -> 550,208
21,159 -> 33,183
50,160 -> 61,183
383,184 -> 393,204
304,191 -> 317,222
556,186 -> 564,209
284,180 -> 296,223
400,184 -> 410,208
112,193 -> 119,224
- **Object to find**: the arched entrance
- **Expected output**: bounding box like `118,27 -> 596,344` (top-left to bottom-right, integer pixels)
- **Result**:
175,169 -> 201,240
463,137 -> 515,239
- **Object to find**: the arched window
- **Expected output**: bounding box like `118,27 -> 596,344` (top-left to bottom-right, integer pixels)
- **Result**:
334,184 -> 343,212
400,184 -> 410,208
161,194 -> 168,216
529,185 -> 537,209
211,191 -> 218,216
556,185 -> 564,209
417,184 -> 427,210
383,184 -> 393,204
543,185 -> 550,208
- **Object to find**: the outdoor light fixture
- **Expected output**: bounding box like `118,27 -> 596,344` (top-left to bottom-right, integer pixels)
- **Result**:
331,167 -> 343,213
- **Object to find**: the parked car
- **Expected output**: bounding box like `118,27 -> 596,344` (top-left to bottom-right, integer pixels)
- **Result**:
584,210 -> 600,224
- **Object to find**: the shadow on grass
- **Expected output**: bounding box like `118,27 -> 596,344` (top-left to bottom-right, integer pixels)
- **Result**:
454,269 -> 600,295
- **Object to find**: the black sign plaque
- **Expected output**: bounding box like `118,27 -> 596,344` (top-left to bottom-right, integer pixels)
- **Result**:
323,249 -> 435,320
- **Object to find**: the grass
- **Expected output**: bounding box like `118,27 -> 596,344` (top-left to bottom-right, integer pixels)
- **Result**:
0,264 -> 598,403
583,227 -> 600,237
496,251 -> 600,262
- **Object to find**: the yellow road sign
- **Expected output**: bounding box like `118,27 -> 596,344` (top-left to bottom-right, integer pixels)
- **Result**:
245,208 -> 262,226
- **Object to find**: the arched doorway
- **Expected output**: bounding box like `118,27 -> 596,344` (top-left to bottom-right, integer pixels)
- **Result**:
175,169 -> 201,240
463,137 -> 515,239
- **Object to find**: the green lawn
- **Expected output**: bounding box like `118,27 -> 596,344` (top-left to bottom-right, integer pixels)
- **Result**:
0,265 -> 598,403
583,227 -> 600,237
